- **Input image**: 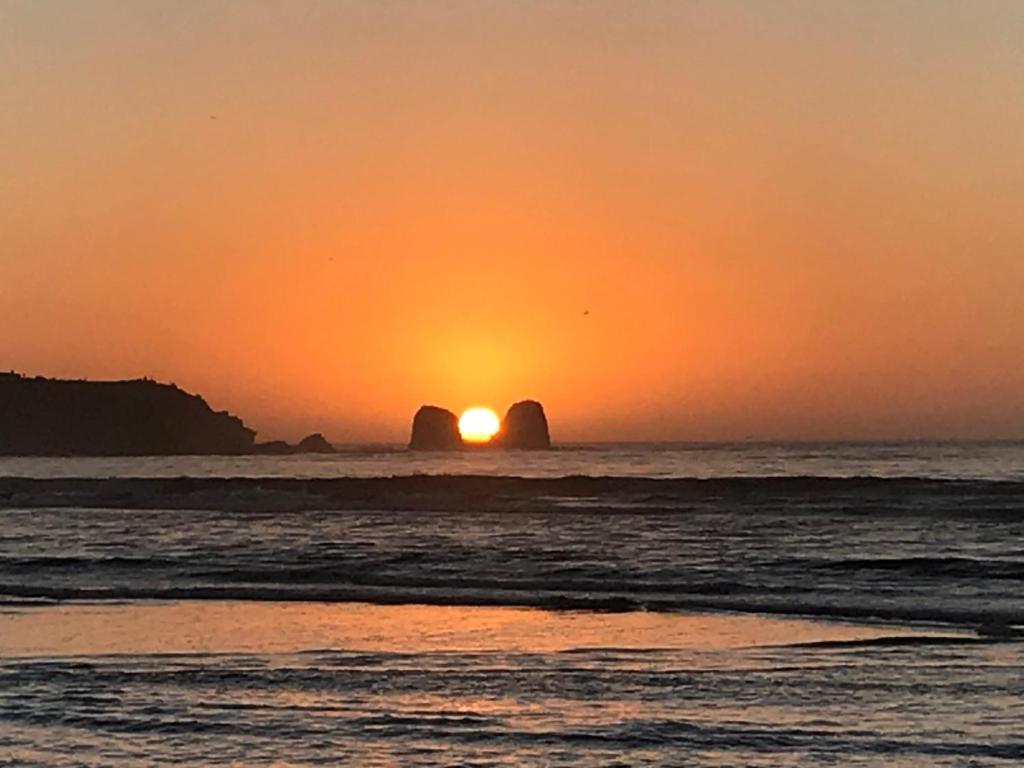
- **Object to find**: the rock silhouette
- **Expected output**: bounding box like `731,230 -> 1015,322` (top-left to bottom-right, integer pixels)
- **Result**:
296,433 -> 334,453
0,372 -> 255,456
498,400 -> 551,449
407,400 -> 552,450
408,405 -> 463,450
253,433 -> 335,454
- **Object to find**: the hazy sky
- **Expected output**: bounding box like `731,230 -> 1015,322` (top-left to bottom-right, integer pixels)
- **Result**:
2,1 -> 1022,441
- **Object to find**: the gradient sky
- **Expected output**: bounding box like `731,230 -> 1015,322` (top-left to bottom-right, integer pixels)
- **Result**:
2,1 -> 1022,442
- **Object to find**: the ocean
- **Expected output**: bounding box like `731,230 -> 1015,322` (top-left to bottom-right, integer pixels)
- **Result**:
1,442 -> 1022,766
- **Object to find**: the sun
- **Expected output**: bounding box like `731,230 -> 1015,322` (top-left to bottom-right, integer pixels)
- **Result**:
458,407 -> 501,444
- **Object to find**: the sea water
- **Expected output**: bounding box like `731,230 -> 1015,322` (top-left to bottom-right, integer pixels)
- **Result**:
1,442 -> 1022,766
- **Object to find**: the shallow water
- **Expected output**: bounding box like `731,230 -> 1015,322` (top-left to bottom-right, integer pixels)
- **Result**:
0,604 -> 1019,767
0,606 -> 1015,765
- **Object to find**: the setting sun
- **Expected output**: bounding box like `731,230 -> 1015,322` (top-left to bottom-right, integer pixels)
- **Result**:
458,407 -> 501,443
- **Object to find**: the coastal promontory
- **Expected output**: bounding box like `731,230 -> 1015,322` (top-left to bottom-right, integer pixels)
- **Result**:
0,373 -> 255,456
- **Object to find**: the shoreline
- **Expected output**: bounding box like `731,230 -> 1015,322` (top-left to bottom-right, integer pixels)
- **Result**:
2,588 -> 1019,632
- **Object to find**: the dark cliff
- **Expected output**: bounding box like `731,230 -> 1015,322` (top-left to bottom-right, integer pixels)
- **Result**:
0,373 -> 255,456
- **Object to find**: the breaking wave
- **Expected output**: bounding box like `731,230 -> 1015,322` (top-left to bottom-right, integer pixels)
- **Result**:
3,474 -> 1024,517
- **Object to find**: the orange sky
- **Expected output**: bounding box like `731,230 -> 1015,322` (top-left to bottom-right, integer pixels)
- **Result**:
2,2 -> 1023,442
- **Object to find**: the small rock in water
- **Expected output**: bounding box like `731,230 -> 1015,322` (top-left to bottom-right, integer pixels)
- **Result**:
296,433 -> 334,453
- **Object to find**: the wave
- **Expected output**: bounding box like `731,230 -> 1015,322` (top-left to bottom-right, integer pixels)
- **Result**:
782,633 -> 1017,649
3,475 -> 1024,516
779,555 -> 1024,580
4,474 -> 1023,631
2,579 -> 1023,630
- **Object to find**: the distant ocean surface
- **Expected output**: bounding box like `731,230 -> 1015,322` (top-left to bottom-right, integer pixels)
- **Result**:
2,442 -> 1023,766
3,440 -> 1024,480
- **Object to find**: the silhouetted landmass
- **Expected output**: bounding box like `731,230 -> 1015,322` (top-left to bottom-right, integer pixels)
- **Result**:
498,400 -> 551,449
408,405 -> 462,450
0,372 -> 255,456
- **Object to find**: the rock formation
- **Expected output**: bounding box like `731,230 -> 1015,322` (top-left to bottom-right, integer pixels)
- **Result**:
0,372 -> 255,455
498,400 -> 551,449
296,433 -> 335,453
406,400 -> 552,450
254,433 -> 335,454
408,405 -> 463,450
